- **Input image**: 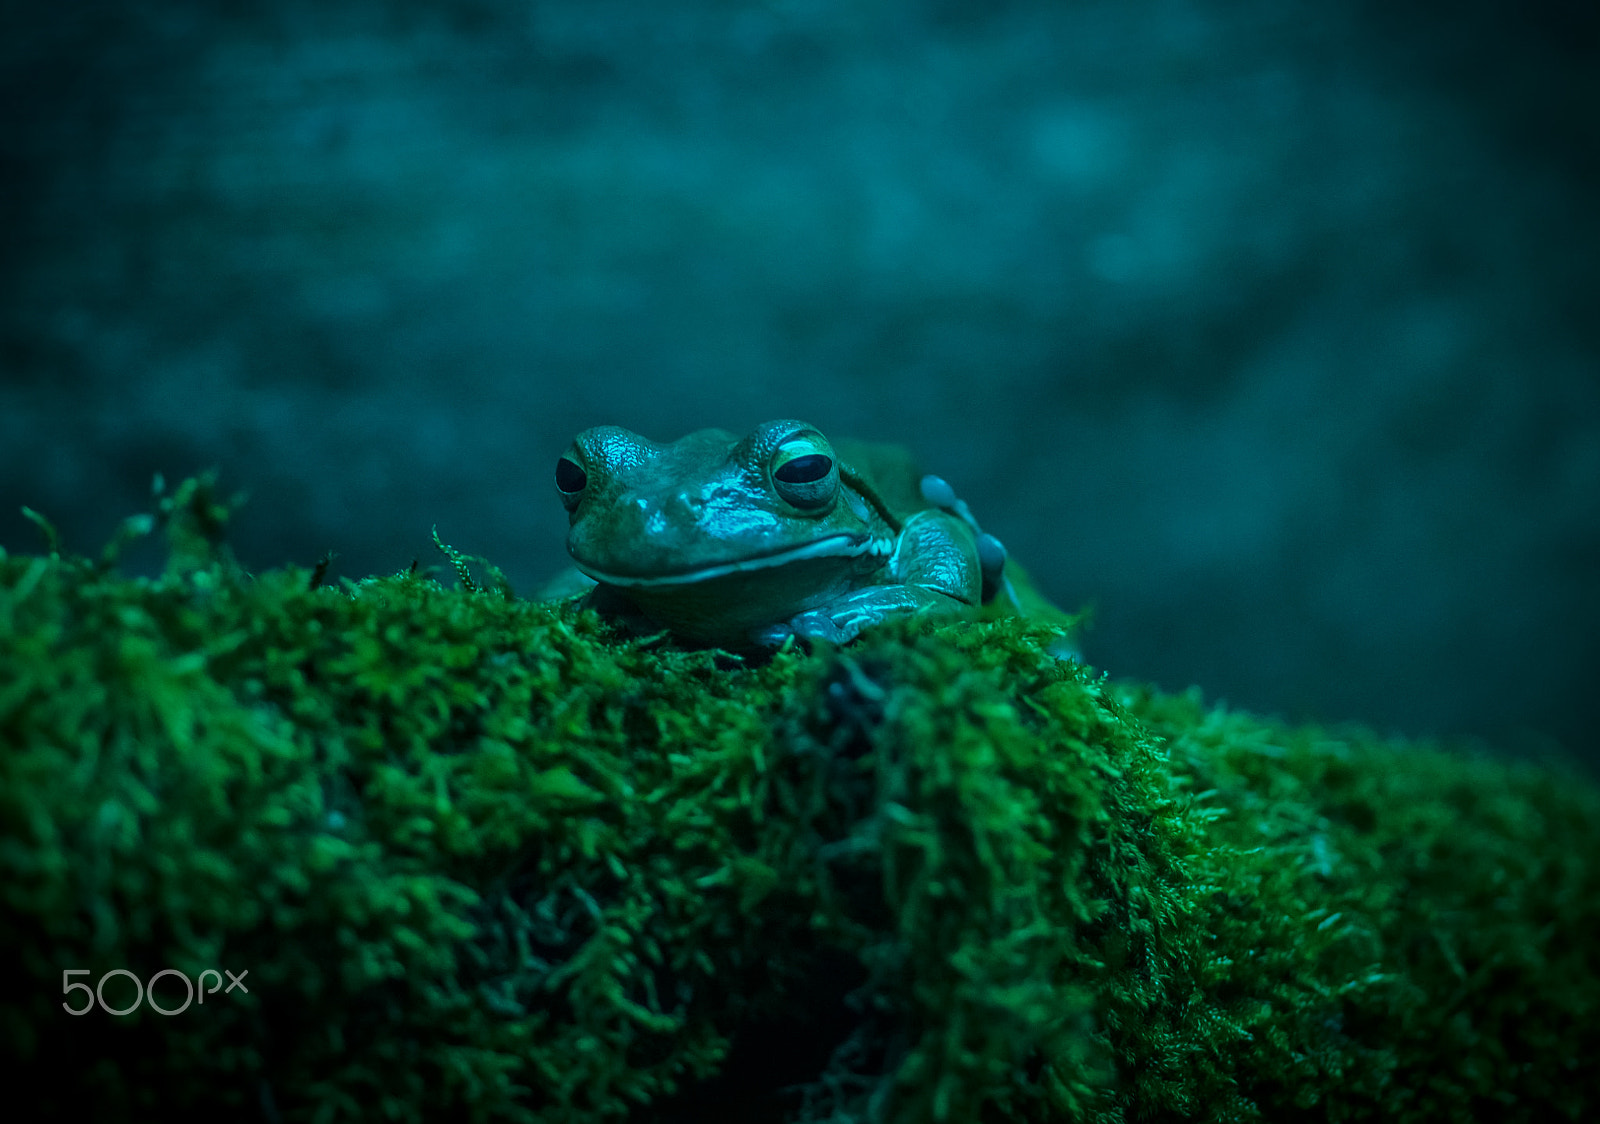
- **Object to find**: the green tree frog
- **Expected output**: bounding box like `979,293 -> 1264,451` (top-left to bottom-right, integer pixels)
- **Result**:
548,419 -> 1067,651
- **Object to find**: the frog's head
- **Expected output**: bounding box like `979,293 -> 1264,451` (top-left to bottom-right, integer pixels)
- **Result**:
555,420 -> 891,594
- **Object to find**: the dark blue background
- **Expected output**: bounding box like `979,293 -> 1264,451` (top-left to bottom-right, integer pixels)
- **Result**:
3,0 -> 1596,763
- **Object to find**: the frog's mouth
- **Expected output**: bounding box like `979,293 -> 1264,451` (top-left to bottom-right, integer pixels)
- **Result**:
574,533 -> 884,588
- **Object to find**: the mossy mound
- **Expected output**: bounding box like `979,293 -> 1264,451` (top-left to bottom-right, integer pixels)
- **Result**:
2,487 -> 1597,1122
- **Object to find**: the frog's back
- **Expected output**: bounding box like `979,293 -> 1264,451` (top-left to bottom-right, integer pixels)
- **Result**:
831,437 -> 932,520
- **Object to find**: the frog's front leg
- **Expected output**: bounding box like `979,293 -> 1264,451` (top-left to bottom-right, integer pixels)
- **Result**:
765,585 -> 969,646
753,508 -> 982,647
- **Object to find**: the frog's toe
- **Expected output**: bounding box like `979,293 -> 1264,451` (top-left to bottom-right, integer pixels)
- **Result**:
788,610 -> 849,645
976,532 -> 1007,604
977,532 -> 1007,575
749,621 -> 796,649
919,475 -> 959,510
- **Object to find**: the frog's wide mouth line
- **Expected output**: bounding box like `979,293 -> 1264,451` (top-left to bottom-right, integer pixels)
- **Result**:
573,533 -> 883,588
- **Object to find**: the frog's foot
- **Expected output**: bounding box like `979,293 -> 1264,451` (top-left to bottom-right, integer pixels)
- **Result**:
757,585 -> 968,649
974,532 -> 1006,605
748,607 -> 859,649
748,612 -> 848,649
920,474 -> 1007,604
748,622 -> 796,649
789,609 -> 852,645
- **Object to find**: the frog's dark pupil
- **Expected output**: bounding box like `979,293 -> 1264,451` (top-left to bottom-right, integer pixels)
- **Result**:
555,458 -> 587,494
775,454 -> 832,484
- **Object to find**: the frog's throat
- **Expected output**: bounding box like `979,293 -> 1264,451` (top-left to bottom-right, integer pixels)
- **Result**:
575,533 -> 888,588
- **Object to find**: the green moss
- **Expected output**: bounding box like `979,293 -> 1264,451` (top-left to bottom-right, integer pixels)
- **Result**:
2,485 -> 1596,1122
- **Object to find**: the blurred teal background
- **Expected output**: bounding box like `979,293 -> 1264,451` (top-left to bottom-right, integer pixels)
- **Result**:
2,0 -> 1596,761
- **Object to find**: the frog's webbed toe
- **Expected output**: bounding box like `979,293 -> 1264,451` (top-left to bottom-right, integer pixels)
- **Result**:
919,474 -> 1007,605
919,474 -> 961,510
748,621 -> 796,649
789,610 -> 852,644
975,532 -> 1007,604
747,611 -> 851,650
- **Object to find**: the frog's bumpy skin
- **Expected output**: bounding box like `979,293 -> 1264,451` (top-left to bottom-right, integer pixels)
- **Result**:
920,474 -> 1006,605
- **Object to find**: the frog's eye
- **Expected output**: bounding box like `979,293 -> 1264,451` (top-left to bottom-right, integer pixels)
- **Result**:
772,439 -> 837,509
775,454 -> 831,484
555,456 -> 587,511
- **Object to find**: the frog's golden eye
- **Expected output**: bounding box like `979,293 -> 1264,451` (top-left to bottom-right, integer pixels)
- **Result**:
555,456 -> 587,511
772,437 -> 837,509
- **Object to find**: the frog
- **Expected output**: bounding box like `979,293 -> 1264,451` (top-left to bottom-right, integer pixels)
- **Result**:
546,418 -> 1069,651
